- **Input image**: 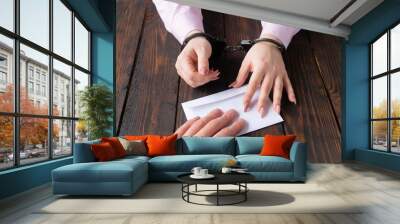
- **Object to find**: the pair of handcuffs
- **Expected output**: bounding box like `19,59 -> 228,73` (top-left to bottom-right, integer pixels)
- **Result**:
181,32 -> 285,58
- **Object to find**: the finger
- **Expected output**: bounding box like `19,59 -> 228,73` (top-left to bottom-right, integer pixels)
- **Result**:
229,61 -> 250,88
283,73 -> 296,104
194,109 -> 239,137
195,47 -> 210,75
183,109 -> 223,136
257,72 -> 274,117
181,56 -> 219,87
214,118 -> 247,137
243,68 -> 265,112
174,116 -> 200,138
272,76 -> 283,114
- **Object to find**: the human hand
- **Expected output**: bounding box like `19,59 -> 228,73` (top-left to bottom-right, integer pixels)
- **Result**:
176,30 -> 220,88
174,108 -> 246,138
229,38 -> 296,116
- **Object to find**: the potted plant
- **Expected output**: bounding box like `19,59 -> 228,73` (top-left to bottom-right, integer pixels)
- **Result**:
79,84 -> 113,140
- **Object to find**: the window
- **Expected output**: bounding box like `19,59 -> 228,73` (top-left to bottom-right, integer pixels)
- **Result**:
35,70 -> 40,81
28,81 -> 34,94
42,85 -> 46,97
0,71 -> 6,85
28,67 -> 34,80
35,83 -> 40,95
0,54 -> 7,87
0,34 -> 13,112
0,55 -> 7,67
371,23 -> 400,154
0,0 -> 91,170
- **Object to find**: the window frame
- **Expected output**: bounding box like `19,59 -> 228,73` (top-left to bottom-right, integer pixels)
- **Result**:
0,0 -> 92,171
370,20 -> 400,154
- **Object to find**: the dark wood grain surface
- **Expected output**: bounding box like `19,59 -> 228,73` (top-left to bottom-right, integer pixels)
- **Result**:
116,0 -> 343,163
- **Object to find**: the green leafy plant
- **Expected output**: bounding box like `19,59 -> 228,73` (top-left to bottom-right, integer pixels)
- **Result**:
79,84 -> 113,140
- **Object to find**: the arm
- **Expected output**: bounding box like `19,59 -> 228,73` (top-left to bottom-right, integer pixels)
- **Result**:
153,0 -> 218,87
260,22 -> 300,48
152,0 -> 204,44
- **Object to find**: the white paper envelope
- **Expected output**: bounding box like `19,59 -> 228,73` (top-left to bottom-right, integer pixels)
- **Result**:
181,85 -> 284,136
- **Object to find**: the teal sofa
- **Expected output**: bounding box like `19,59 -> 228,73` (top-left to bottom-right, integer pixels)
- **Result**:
52,137 -> 307,196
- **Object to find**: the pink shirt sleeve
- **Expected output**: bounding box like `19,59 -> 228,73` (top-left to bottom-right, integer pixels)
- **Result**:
260,22 -> 300,48
153,0 -> 204,44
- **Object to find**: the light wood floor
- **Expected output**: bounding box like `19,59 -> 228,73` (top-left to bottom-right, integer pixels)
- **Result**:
1,162 -> 400,224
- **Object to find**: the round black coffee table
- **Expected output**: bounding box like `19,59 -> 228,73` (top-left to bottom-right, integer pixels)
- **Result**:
177,173 -> 255,206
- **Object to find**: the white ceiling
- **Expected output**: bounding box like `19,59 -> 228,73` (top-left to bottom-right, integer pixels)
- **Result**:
226,0 -> 352,22
171,0 -> 384,38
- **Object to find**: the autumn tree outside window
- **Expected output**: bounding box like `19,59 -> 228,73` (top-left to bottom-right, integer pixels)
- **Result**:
0,0 -> 91,170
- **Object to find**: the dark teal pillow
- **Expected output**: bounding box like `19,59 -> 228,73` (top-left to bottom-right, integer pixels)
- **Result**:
235,137 -> 264,155
180,137 -> 235,155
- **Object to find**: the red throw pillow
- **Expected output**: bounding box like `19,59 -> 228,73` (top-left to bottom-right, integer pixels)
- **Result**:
91,142 -> 117,161
260,135 -> 296,159
124,135 -> 148,141
146,134 -> 177,157
101,137 -> 126,158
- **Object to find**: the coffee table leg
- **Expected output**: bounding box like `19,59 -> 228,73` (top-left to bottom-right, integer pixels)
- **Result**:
195,184 -> 197,192
216,184 -> 219,206
245,183 -> 247,201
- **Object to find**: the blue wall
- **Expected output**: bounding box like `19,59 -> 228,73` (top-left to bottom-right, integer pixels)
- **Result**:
0,0 -> 115,200
0,158 -> 72,199
344,0 -> 400,171
91,32 -> 115,134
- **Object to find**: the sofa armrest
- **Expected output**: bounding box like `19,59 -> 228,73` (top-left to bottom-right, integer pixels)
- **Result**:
289,142 -> 307,181
73,140 -> 100,163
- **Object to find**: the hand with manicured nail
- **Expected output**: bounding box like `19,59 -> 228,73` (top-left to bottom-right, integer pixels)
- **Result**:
174,108 -> 247,138
229,36 -> 296,117
175,30 -> 220,88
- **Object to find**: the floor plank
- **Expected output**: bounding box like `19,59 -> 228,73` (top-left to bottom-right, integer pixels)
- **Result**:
3,163 -> 400,224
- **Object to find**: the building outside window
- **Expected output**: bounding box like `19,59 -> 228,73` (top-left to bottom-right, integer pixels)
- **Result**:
370,22 -> 400,153
0,0 -> 91,170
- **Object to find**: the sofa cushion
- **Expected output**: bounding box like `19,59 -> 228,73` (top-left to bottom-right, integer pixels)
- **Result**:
91,142 -> 118,161
53,158 -> 147,183
236,155 -> 293,172
235,137 -> 263,155
260,135 -> 296,159
147,134 -> 178,157
118,138 -> 147,156
149,154 -> 235,172
101,137 -> 127,158
73,139 -> 100,163
179,137 -> 235,155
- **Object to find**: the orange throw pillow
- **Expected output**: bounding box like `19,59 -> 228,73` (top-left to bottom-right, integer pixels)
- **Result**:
101,137 -> 126,158
146,134 -> 177,157
260,135 -> 296,159
124,135 -> 148,141
91,142 -> 117,161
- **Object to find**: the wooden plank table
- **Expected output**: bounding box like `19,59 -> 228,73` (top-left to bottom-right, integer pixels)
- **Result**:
116,0 -> 343,163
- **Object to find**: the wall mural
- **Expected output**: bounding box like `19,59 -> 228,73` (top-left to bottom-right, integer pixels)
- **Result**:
116,0 -> 342,163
